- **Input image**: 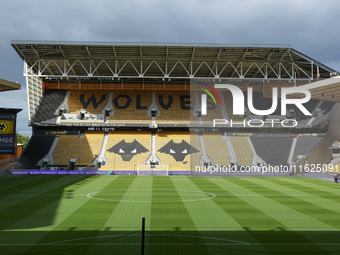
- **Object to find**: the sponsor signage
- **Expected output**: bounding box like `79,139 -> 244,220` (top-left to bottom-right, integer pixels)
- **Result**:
0,109 -> 21,155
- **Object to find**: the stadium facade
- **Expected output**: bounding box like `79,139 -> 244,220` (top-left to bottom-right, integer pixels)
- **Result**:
9,41 -> 340,174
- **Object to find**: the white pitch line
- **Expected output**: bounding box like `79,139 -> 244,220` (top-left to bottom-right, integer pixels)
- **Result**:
233,176 -> 245,180
3,243 -> 340,246
87,189 -> 216,202
45,234 -> 249,245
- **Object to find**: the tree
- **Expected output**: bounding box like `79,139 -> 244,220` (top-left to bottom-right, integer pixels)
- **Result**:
16,133 -> 30,149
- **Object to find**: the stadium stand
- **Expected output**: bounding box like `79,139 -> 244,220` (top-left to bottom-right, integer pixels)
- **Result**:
68,90 -> 109,114
230,136 -> 253,166
245,90 -> 283,116
202,132 -> 230,166
287,99 -> 320,126
108,91 -> 151,124
32,89 -> 67,124
156,131 -> 199,171
312,101 -> 336,126
102,131 -> 151,170
222,91 -> 244,121
199,91 -> 225,124
52,131 -> 104,166
189,132 -> 201,168
156,91 -> 191,124
10,41 -> 340,175
15,135 -> 56,169
250,136 -> 294,166
292,135 -> 324,161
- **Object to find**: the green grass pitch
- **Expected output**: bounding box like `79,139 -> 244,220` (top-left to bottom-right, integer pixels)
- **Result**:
1,174 -> 340,255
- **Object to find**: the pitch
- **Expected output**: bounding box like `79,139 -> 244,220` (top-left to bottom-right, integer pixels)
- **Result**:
1,174 -> 340,255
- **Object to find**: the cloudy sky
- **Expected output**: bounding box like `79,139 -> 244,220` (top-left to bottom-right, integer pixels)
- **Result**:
0,0 -> 339,136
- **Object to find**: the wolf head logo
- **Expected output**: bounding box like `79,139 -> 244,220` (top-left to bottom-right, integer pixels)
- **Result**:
158,140 -> 199,161
107,139 -> 149,161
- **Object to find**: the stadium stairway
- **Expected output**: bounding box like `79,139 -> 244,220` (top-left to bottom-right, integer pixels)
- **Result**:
287,137 -> 298,165
92,131 -> 109,169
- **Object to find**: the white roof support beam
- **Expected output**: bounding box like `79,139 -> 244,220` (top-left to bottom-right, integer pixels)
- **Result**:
24,58 -> 318,81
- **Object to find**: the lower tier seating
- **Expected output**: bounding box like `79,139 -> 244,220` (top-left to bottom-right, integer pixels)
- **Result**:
250,136 -> 294,166
52,131 -> 104,165
156,131 -> 200,171
14,135 -> 56,169
202,132 -> 230,166
102,131 -> 151,170
231,136 -> 253,166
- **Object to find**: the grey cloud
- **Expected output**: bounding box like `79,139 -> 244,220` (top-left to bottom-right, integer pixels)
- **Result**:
0,0 -> 340,137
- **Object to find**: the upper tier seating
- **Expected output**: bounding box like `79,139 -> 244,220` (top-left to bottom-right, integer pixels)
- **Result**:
245,91 -> 283,116
156,91 -> 191,124
156,131 -> 200,171
198,91 -> 224,125
68,90 -> 109,114
287,99 -> 320,126
222,91 -> 244,122
32,89 -> 67,124
108,91 -> 151,124
202,132 -> 230,166
102,131 -> 151,170
52,131 -> 104,165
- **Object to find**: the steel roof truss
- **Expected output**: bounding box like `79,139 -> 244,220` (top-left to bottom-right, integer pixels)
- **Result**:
193,61 -> 215,77
143,60 -> 165,76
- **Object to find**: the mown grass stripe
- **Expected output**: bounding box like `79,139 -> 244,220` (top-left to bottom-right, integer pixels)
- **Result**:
258,177 -> 340,211
284,176 -> 340,194
0,174 -> 64,196
149,176 -> 210,255
210,177 -> 330,254
172,176 -> 270,254
235,177 -> 340,229
0,175 -> 99,255
191,177 -> 300,254
99,175 -> 153,231
244,177 -> 340,254
0,175 -> 92,214
20,175 -> 136,255
0,175 -> 91,231
0,176 -> 109,248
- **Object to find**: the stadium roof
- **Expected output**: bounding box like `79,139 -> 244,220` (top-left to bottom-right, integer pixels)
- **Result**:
0,78 -> 21,92
289,76 -> 340,103
11,40 -> 338,82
